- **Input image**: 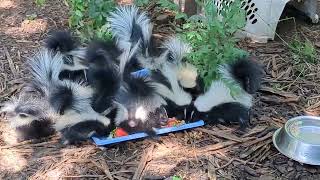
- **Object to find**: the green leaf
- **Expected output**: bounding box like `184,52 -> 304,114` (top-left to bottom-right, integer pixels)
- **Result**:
178,0 -> 247,90
35,0 -> 46,7
175,12 -> 187,20
74,10 -> 83,17
172,176 -> 182,180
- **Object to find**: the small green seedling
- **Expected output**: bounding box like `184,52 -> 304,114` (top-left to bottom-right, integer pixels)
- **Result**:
35,0 -> 46,7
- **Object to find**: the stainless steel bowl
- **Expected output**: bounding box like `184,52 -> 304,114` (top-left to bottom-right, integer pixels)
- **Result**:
273,116 -> 320,165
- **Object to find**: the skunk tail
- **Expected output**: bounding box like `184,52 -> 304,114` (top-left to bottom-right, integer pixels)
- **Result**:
45,30 -> 76,53
219,58 -> 264,94
28,48 -> 93,115
45,30 -> 87,74
85,39 -> 121,66
28,49 -> 63,96
108,5 -> 152,52
86,42 -> 121,113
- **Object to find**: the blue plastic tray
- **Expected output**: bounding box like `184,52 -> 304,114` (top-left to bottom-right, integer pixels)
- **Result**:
131,68 -> 150,78
92,120 -> 204,146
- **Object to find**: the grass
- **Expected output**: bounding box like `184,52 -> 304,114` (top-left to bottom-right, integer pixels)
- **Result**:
289,36 -> 317,64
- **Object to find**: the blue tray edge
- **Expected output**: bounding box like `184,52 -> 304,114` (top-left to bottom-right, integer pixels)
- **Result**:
92,120 -> 205,146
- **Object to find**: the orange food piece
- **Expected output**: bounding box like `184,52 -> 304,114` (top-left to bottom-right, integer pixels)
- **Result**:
115,128 -> 128,137
167,118 -> 178,127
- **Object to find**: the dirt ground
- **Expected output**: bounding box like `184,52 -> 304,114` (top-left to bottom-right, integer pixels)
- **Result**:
1,0 -> 320,179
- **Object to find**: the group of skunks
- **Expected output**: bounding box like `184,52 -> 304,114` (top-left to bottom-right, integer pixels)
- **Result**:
1,5 -> 264,145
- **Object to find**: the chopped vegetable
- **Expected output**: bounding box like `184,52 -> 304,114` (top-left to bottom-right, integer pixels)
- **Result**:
114,128 -> 129,137
110,117 -> 186,138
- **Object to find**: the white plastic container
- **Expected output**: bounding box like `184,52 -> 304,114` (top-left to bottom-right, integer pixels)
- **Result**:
214,0 -> 319,43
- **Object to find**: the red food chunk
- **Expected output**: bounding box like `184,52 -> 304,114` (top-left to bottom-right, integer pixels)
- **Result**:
115,128 -> 129,137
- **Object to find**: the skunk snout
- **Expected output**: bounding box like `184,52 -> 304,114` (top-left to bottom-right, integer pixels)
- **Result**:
128,119 -> 137,127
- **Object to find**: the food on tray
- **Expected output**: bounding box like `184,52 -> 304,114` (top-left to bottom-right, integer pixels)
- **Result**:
165,118 -> 185,127
110,117 -> 186,138
114,128 -> 129,137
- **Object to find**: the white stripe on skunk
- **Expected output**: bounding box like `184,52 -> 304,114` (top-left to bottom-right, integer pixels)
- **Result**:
194,80 -> 252,112
162,36 -> 191,64
108,5 -> 152,51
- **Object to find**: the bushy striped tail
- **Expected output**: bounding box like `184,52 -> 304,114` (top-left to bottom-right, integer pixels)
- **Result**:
108,5 -> 152,53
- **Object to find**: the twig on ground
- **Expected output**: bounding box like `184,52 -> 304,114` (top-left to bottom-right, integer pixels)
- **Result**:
3,46 -> 18,77
243,132 -> 273,147
62,175 -> 104,178
199,141 -> 239,153
214,158 -> 234,171
90,159 -> 114,180
133,144 -> 155,180
198,128 -> 244,142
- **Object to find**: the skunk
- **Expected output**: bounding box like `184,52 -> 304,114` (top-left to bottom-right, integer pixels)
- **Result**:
151,62 -> 193,120
85,39 -> 121,113
2,49 -> 112,144
108,5 -> 167,70
0,49 -> 63,142
191,58 -> 264,129
108,5 -> 152,52
112,45 -> 168,135
31,49 -> 113,144
1,94 -> 56,142
45,30 -> 88,81
138,37 -> 202,120
162,36 -> 204,99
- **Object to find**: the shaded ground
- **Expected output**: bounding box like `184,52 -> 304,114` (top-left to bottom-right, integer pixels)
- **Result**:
0,0 -> 320,179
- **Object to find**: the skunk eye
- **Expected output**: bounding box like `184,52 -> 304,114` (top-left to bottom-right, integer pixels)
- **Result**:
63,55 -> 74,65
19,113 -> 28,118
167,52 -> 174,62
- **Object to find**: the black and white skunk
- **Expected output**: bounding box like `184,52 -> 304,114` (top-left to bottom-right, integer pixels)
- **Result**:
161,36 -> 205,99
1,94 -> 56,142
33,49 -> 113,144
191,58 -> 264,129
110,44 -> 168,135
154,35 -> 263,129
0,49 -> 64,142
2,49 -> 113,144
85,39 -> 121,114
108,5 -> 167,70
45,30 -> 88,81
126,36 -> 202,121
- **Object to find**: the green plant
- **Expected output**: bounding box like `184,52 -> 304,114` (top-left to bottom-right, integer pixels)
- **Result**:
172,176 -> 182,180
35,0 -> 46,7
289,36 -> 317,64
68,0 -> 115,42
26,13 -> 38,20
134,0 -> 150,7
179,0 -> 247,93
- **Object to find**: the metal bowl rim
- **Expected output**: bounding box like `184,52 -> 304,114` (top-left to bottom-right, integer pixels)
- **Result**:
284,116 -> 320,146
273,127 -> 320,166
